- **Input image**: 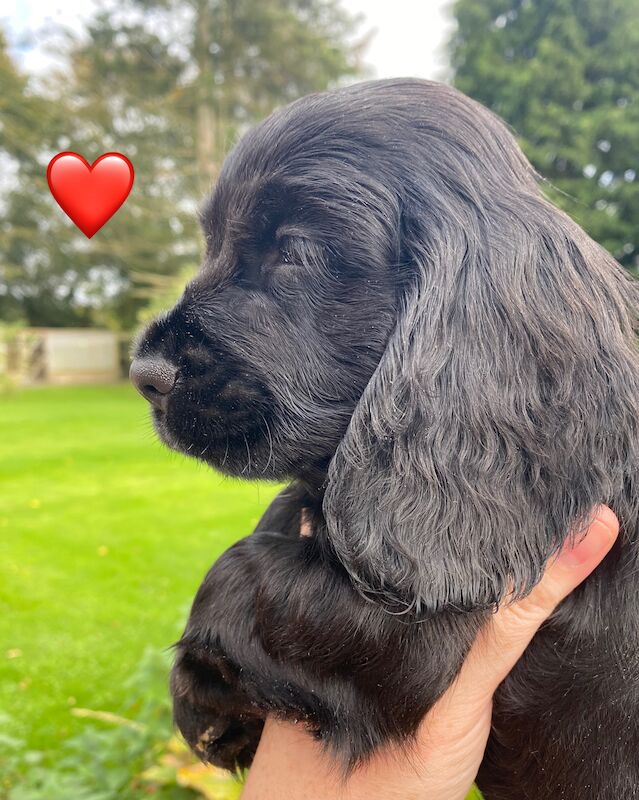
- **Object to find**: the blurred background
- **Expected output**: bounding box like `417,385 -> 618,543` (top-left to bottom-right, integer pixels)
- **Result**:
1,0 -> 638,797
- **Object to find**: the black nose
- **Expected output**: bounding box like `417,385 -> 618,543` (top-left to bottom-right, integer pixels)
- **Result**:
129,357 -> 177,412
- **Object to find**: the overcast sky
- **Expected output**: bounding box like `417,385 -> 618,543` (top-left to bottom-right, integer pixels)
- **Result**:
2,0 -> 455,81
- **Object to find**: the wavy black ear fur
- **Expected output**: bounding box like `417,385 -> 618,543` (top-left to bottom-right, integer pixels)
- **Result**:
323,93 -> 639,614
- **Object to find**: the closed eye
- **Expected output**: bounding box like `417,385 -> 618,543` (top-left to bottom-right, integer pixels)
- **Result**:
274,228 -> 322,269
278,236 -> 296,265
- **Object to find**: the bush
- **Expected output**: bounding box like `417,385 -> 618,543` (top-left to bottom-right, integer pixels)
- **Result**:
1,648 -> 242,800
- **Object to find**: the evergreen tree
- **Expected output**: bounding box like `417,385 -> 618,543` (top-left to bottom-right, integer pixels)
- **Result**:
0,30 -> 95,326
449,0 -> 639,276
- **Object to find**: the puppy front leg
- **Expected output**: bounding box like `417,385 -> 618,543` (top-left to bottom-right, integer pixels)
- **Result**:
171,498 -> 483,770
170,482 -> 312,769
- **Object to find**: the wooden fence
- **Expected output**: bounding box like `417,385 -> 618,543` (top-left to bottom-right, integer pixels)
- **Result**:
1,328 -> 129,386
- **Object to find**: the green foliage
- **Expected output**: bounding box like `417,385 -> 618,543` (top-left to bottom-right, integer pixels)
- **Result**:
2,649 -> 169,800
1,648 -> 240,800
449,0 -> 639,276
0,0 -> 366,329
0,31 -> 92,328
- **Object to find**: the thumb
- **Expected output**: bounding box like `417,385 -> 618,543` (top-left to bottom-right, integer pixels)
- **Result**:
460,505 -> 619,699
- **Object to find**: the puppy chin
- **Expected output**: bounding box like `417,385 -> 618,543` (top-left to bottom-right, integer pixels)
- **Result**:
150,411 -> 189,454
152,409 -> 285,479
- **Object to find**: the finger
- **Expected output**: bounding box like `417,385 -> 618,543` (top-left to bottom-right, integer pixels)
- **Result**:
458,505 -> 619,701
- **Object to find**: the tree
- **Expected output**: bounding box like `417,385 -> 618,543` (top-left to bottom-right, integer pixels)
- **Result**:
0,0 -> 367,329
0,21 -> 197,328
449,0 -> 639,276
0,30 -> 93,326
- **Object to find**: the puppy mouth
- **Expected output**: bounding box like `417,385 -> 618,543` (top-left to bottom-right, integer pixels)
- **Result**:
149,375 -> 277,472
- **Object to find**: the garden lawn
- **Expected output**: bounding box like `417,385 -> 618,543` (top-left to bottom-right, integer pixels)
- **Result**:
0,383 -> 282,762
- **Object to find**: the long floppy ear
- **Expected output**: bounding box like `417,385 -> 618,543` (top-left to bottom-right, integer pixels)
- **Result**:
323,170 -> 639,614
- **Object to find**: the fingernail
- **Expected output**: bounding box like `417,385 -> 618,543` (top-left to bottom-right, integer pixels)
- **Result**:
559,507 -> 619,567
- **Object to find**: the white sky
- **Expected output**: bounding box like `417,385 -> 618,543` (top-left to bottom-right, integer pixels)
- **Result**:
2,0 -> 455,81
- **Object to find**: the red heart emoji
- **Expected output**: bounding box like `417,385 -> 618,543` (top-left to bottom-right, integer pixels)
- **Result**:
47,152 -> 135,238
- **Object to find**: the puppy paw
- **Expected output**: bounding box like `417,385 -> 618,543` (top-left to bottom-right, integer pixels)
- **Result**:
170,531 -> 345,771
171,643 -> 264,770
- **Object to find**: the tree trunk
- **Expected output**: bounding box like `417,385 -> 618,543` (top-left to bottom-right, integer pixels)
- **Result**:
194,0 -> 219,195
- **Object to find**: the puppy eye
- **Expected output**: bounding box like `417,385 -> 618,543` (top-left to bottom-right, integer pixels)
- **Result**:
278,236 -> 295,265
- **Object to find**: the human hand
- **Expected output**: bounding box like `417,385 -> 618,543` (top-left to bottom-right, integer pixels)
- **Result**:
241,505 -> 619,800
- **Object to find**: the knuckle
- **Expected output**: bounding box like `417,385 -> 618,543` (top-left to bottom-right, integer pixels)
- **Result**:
498,583 -> 559,633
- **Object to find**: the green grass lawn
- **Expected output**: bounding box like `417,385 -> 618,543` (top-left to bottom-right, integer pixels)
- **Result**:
0,383 -> 282,762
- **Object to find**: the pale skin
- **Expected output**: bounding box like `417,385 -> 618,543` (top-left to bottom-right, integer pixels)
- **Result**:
241,505 -> 620,800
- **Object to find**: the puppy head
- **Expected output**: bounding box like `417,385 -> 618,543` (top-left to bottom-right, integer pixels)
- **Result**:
134,79 -> 639,612
132,82 -> 407,478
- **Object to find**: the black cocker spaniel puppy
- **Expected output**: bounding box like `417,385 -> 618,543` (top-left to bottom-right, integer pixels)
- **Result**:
130,79 -> 639,799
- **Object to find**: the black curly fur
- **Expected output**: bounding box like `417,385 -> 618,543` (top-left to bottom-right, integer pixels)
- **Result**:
133,79 -> 639,798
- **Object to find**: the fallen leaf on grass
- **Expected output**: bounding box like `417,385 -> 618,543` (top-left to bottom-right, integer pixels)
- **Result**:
140,735 -> 242,800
